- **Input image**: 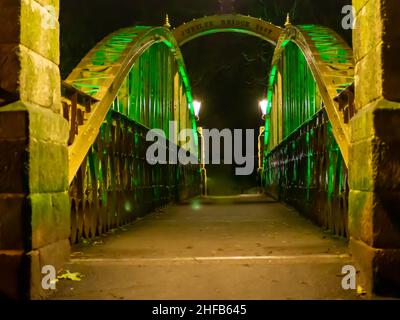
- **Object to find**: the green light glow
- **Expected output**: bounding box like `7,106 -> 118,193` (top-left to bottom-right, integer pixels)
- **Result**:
265,40 -> 321,151
266,65 -> 277,116
69,26 -> 198,151
281,41 -> 320,138
191,199 -> 202,211
261,25 -> 349,232
299,25 -> 351,65
70,29 -> 141,95
124,201 -> 133,213
107,40 -> 198,150
263,39 -> 346,205
264,117 -> 270,154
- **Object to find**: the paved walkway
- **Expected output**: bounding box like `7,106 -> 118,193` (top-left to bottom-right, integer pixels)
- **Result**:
53,195 -> 358,300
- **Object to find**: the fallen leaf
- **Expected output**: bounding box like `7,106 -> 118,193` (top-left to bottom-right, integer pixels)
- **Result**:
58,270 -> 84,282
357,285 -> 366,296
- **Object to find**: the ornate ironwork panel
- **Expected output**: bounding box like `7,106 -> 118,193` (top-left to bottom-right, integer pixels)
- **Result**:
263,109 -> 348,237
69,111 -> 200,243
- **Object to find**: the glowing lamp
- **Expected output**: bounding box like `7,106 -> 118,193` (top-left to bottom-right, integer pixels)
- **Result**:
259,99 -> 268,117
193,100 -> 202,119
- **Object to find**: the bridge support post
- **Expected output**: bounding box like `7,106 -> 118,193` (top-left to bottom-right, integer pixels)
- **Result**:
0,0 -> 70,299
350,0 -> 400,296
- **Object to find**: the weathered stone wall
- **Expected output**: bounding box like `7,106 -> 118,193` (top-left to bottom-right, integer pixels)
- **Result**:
0,0 -> 70,299
350,0 -> 400,296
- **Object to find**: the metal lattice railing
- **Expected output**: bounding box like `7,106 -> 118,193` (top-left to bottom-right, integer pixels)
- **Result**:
62,26 -> 201,243
263,109 -> 348,237
69,110 -> 200,243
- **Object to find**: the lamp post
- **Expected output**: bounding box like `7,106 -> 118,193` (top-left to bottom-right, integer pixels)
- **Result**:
193,100 -> 207,195
258,99 -> 268,192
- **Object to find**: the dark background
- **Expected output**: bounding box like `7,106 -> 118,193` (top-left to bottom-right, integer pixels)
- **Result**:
60,0 -> 352,195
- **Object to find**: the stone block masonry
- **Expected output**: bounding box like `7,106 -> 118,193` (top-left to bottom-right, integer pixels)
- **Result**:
0,0 -> 70,299
350,0 -> 400,296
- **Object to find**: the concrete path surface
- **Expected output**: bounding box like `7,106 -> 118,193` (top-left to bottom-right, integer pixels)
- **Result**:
52,195 -> 359,300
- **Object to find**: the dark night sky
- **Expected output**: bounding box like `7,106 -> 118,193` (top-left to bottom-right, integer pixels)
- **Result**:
60,0 -> 351,194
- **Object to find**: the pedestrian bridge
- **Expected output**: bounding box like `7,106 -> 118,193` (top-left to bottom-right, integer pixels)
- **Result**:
0,8 -> 400,299
48,14 -> 356,299
62,14 -> 353,242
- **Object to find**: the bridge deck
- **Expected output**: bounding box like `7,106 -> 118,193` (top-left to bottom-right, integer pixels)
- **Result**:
53,195 -> 358,300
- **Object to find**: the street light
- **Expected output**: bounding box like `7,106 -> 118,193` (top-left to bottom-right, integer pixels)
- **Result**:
193,100 -> 202,121
259,99 -> 268,119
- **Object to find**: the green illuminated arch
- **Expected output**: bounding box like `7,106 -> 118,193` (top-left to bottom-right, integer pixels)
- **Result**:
66,26 -> 198,182
174,16 -> 353,164
264,24 -> 354,165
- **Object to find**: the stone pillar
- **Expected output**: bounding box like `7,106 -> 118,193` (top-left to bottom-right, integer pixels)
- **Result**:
0,0 -> 70,299
350,0 -> 400,296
